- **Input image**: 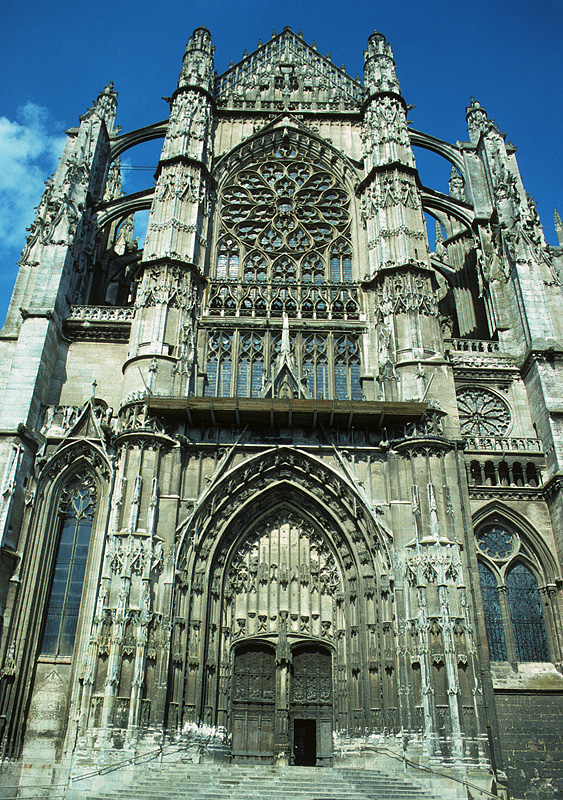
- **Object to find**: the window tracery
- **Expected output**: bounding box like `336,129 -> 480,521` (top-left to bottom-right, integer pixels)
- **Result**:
216,143 -> 352,285
203,329 -> 362,400
506,564 -> 549,662
41,483 -> 96,657
204,332 -> 232,397
476,522 -> 550,662
457,388 -> 511,438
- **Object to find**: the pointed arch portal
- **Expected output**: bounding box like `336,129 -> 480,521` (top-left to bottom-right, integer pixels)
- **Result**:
173,449 -> 396,763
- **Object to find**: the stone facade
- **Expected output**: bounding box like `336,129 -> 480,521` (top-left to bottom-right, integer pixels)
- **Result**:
0,26 -> 562,800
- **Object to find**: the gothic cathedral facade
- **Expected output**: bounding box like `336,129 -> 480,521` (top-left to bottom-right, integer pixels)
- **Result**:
0,26 -> 562,800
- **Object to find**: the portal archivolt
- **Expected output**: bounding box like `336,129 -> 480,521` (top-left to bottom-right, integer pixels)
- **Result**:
171,454 -> 397,760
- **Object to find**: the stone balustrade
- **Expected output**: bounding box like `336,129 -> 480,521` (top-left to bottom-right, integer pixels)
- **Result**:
206,280 -> 361,321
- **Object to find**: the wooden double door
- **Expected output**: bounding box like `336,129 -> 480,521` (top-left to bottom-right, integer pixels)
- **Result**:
232,642 -> 333,765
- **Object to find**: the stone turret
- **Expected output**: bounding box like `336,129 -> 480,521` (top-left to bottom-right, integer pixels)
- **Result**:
361,31 -> 445,407
178,26 -> 215,95
123,28 -> 215,400
465,97 -> 495,144
363,30 -> 401,96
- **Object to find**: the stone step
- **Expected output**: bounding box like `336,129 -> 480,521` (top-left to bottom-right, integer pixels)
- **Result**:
84,793 -> 430,800
76,762 -> 438,800
132,776 -> 427,793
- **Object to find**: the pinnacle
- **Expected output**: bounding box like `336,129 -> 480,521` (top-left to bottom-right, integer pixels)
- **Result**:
555,207 -> 563,246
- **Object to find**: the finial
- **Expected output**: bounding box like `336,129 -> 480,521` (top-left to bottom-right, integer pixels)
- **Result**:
272,28 -> 277,36
326,51 -> 331,60
555,207 -> 563,246
258,39 -> 262,47
435,220 -> 445,245
243,49 -> 248,57
466,97 -> 491,143
363,29 -> 400,95
298,28 -> 303,37
312,40 -> 317,50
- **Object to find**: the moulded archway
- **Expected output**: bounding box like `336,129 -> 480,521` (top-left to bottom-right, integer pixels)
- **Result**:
170,448 -> 396,759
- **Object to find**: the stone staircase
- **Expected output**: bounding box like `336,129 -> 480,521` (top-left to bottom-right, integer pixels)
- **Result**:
74,763 -> 439,800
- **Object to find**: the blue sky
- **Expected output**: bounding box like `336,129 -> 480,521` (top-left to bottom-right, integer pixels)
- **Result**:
1,0 -> 562,324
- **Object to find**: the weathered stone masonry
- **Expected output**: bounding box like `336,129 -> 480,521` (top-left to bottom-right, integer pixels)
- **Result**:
0,25 -> 562,800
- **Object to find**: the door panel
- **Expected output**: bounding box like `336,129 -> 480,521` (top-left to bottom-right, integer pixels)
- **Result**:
291,646 -> 333,764
232,644 -> 275,761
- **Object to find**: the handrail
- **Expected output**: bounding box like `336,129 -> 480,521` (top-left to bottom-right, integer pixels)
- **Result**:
343,744 -> 503,800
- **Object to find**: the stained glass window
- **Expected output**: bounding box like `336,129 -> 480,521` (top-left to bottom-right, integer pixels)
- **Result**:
205,140 -> 365,400
477,521 -> 551,663
217,145 -> 352,284
203,330 -> 363,400
304,334 -> 328,399
216,236 -> 239,280
478,562 -> 507,661
334,335 -> 362,401
204,332 -> 233,397
477,525 -> 515,560
506,564 -> 549,662
330,240 -> 353,282
41,487 -> 94,657
237,333 -> 264,397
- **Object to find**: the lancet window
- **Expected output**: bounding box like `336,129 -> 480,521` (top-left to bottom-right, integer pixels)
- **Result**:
476,523 -> 550,663
203,329 -> 362,400
204,332 -> 233,397
40,485 -> 95,657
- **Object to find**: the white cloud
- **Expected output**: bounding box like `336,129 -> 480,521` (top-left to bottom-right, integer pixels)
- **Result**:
0,102 -> 66,251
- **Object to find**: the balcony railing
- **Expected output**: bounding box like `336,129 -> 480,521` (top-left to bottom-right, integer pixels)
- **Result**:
67,305 -> 135,322
446,338 -> 501,354
464,436 -> 543,453
466,456 -> 543,489
206,281 -> 361,321
65,305 -> 134,341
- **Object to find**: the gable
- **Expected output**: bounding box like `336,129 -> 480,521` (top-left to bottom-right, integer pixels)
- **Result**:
215,27 -> 364,110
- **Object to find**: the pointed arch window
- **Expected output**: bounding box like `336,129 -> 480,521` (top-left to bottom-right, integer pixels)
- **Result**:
476,523 -> 551,663
41,485 -> 95,656
478,562 -> 507,661
329,240 -> 352,283
303,334 -> 329,399
217,236 -> 239,280
334,335 -> 362,401
237,333 -> 264,397
506,563 -> 549,662
204,332 -> 233,397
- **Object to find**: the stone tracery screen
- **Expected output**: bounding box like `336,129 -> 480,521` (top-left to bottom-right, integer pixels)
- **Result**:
225,508 -> 342,642
203,328 -> 362,400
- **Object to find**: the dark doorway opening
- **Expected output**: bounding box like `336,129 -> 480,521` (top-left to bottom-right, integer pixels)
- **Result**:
293,718 -> 316,766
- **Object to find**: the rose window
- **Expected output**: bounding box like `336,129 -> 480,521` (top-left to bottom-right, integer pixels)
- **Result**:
456,388 -> 510,437
476,525 -> 517,560
218,143 -> 351,281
